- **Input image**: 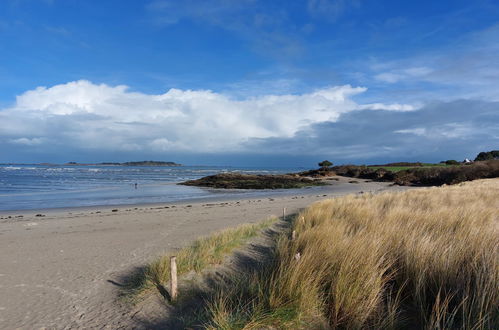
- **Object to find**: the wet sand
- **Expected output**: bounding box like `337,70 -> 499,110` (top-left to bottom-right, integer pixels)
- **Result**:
0,177 -> 410,329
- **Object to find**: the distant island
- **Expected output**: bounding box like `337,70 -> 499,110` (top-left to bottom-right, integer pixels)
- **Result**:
66,161 -> 182,166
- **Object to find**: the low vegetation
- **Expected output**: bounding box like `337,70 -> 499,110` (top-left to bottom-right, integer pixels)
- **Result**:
475,150 -> 499,161
127,218 -> 277,299
391,160 -> 499,185
180,173 -> 326,189
326,160 -> 499,186
201,179 -> 498,329
370,162 -> 452,172
441,159 -> 460,165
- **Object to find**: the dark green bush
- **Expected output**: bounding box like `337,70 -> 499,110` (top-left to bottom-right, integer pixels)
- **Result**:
475,150 -> 499,161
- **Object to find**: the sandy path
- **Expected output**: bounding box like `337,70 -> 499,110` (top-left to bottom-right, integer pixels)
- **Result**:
0,178 -> 408,329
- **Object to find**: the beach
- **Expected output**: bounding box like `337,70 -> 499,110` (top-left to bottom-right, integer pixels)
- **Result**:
0,178 -> 409,329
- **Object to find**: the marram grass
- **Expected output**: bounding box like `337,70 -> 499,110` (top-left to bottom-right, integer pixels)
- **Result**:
129,217 -> 277,299
205,179 -> 499,329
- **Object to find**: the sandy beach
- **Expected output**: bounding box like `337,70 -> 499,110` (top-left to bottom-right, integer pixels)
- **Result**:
0,178 -> 409,329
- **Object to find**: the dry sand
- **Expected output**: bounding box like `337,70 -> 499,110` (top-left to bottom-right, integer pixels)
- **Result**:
0,177 -> 409,329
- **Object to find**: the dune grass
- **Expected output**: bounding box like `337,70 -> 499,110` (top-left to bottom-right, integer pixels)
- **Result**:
203,179 -> 499,329
128,218 -> 277,299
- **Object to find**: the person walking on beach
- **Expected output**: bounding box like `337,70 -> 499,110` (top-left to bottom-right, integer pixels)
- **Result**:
134,183 -> 138,189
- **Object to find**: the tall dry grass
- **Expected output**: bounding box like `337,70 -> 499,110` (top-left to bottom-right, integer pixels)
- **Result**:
206,179 -> 499,329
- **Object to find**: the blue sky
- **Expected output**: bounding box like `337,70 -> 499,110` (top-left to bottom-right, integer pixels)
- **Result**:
0,0 -> 498,166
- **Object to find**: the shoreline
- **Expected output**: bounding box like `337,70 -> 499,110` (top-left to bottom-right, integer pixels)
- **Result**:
0,176 -> 382,217
0,164 -> 310,214
0,178 -> 410,329
0,184 -> 327,216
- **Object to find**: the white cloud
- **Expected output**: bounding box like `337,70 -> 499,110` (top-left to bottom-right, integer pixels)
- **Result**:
395,128 -> 427,136
395,123 -> 475,139
8,137 -> 45,145
404,67 -> 433,76
359,102 -> 416,111
438,123 -> 475,139
0,80 -> 396,153
374,72 -> 404,83
374,66 -> 433,83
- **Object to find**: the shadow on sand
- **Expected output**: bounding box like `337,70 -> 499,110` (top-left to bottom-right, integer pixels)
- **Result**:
119,214 -> 296,329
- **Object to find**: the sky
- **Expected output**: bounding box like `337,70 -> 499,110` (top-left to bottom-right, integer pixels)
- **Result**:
0,0 -> 498,166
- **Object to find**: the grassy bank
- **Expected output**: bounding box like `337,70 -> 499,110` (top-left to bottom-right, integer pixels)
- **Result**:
201,179 -> 498,329
127,218 -> 277,299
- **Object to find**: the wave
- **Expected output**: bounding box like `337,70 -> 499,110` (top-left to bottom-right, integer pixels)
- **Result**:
2,166 -> 22,170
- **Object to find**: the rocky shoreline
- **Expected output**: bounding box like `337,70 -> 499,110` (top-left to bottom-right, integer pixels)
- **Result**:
179,172 -> 327,189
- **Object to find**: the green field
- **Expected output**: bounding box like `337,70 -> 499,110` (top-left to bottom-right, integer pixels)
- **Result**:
368,163 -> 452,172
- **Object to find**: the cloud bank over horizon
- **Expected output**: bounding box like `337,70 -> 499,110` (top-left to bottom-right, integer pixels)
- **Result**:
1,80 -> 497,165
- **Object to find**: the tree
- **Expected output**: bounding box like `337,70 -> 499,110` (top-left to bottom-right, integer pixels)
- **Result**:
318,160 -> 333,169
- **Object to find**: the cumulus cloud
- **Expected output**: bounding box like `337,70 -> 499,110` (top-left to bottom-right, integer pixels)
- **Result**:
0,80 -> 384,154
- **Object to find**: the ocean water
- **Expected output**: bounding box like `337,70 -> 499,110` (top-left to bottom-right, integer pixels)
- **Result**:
0,165 -> 305,211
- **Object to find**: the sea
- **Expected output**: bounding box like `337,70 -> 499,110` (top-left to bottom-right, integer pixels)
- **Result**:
0,164 -> 307,211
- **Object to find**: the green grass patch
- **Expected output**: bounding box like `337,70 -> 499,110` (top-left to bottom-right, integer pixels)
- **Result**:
368,163 -> 452,172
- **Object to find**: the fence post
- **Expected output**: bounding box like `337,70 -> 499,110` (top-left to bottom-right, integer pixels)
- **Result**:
283,207 -> 286,219
170,256 -> 178,301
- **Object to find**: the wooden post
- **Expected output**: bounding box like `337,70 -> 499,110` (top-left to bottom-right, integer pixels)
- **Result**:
291,230 -> 296,240
170,256 -> 177,301
282,207 -> 286,219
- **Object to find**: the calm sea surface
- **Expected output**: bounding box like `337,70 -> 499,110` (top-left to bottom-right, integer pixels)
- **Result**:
0,165 -> 306,211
